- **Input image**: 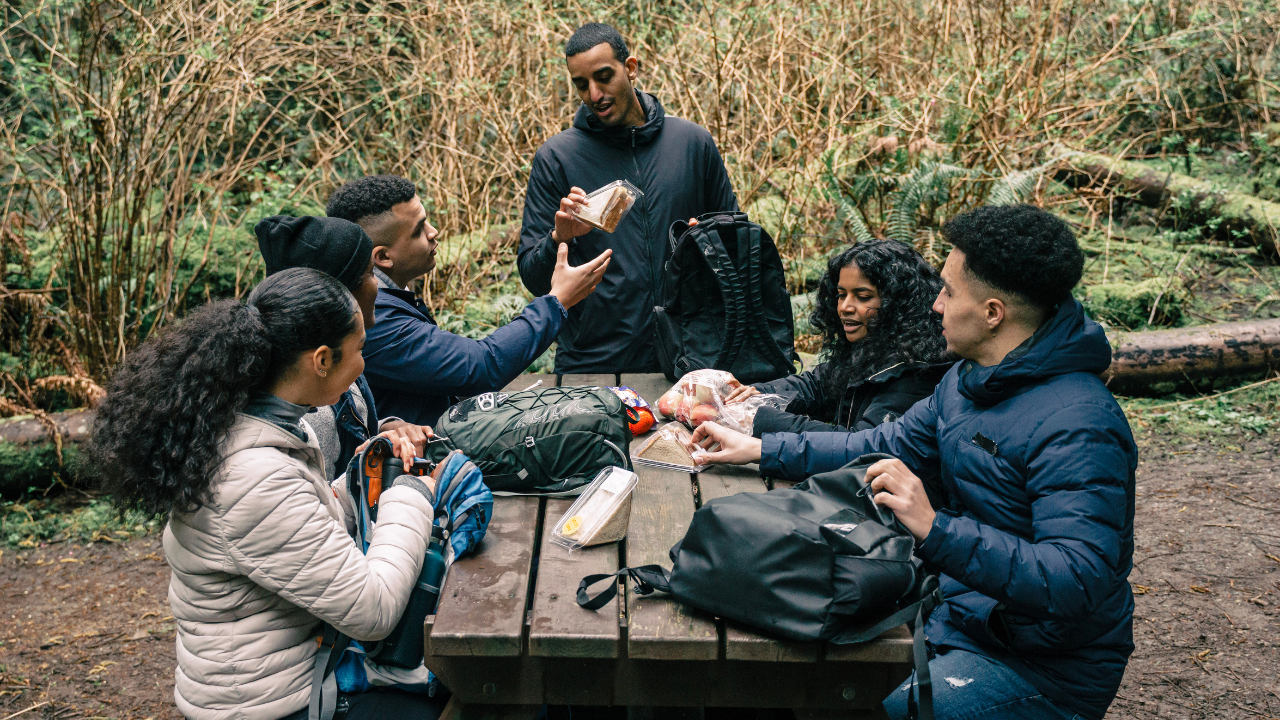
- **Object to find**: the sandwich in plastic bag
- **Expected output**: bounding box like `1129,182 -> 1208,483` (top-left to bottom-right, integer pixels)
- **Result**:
574,180 -> 642,233
632,422 -> 707,472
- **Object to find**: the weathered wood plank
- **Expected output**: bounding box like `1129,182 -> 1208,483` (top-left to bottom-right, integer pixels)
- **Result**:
427,654 -> 909,709
822,624 -> 914,663
429,496 -> 540,657
502,374 -> 555,393
439,697 -> 540,720
528,499 -> 621,658
695,464 -> 767,503
618,373 -> 670,412
626,433 -> 717,660
559,373 -> 619,387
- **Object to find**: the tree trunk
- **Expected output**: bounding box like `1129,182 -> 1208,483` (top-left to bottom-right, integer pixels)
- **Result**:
1103,319 -> 1280,394
1050,145 -> 1280,257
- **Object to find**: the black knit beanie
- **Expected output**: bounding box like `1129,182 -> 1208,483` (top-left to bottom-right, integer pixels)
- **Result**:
254,215 -> 373,291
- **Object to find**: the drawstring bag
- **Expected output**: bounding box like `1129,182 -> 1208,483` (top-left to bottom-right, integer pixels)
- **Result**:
578,453 -> 943,720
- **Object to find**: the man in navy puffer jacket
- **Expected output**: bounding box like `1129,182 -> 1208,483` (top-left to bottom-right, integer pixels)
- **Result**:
690,205 -> 1137,720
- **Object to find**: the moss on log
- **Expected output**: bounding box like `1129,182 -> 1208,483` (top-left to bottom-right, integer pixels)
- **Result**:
1051,146 -> 1280,257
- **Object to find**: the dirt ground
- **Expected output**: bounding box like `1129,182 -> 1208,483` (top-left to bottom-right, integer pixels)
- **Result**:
1,431 -> 1277,720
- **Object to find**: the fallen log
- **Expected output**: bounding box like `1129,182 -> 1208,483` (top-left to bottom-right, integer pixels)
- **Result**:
1050,145 -> 1280,257
1103,318 -> 1280,394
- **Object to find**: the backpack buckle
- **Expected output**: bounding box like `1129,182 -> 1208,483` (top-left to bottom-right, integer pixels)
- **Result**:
524,437 -> 536,448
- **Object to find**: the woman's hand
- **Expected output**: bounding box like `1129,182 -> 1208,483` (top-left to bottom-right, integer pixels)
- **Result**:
354,429 -> 424,462
724,385 -> 760,404
866,458 -> 935,543
378,420 -> 433,458
686,422 -> 763,465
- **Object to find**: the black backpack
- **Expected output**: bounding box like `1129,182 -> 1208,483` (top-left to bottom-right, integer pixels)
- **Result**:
653,212 -> 798,384
578,454 -> 943,719
427,386 -> 632,496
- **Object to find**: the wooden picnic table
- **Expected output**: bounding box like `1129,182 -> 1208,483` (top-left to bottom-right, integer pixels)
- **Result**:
427,373 -> 910,720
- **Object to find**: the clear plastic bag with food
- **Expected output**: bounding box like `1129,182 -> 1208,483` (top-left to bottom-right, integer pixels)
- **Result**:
653,369 -> 786,434
574,180 -> 643,233
631,422 -> 707,472
549,466 -> 638,550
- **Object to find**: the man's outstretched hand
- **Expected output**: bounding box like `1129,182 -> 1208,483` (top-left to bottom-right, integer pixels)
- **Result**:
552,187 -> 593,243
687,421 -> 762,465
550,243 -> 612,309
866,458 -> 935,543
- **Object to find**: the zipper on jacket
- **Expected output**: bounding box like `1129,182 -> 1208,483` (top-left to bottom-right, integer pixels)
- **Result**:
631,128 -> 636,148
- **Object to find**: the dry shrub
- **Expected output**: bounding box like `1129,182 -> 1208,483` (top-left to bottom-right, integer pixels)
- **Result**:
1,0 -> 1277,388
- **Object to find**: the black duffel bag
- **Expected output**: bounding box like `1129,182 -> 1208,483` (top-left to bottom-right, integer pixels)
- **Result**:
578,453 -> 943,720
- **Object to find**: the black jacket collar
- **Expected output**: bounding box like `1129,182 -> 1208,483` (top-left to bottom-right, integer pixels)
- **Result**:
573,91 -> 666,147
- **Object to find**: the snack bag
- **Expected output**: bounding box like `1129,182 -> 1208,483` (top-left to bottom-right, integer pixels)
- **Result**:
632,422 -> 706,472
574,180 -> 642,233
550,466 -> 638,550
653,370 -> 786,434
608,386 -> 657,436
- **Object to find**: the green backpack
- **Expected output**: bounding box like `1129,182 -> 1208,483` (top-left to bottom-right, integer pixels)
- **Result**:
428,386 -> 633,496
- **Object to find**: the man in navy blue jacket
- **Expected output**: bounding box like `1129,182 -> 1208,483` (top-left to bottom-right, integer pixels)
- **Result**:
327,175 -> 612,427
690,205 -> 1137,720
518,23 -> 739,375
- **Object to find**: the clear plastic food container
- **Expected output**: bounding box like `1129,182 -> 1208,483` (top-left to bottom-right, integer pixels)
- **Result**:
549,466 -> 639,550
574,180 -> 643,233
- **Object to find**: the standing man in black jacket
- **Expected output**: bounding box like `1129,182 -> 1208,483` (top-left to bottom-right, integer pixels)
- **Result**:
518,23 -> 739,375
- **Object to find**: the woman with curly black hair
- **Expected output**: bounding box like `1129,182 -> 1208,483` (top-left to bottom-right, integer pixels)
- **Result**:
88,268 -> 444,720
727,239 -> 952,436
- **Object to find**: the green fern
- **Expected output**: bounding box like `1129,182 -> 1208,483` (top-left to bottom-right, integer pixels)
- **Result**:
988,168 -> 1042,206
836,199 -> 875,244
887,162 -> 968,242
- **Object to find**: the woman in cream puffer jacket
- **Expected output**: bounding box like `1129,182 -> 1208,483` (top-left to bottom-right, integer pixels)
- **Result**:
165,413 -> 432,720
88,268 -> 440,720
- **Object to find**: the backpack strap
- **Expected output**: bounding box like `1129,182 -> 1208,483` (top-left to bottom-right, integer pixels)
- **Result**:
308,624 -> 350,720
735,223 -> 798,378
687,219 -> 751,372
576,565 -> 672,610
829,575 -> 943,720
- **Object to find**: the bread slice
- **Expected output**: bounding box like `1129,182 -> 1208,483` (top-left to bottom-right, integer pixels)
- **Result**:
636,423 -> 698,469
575,185 -> 632,232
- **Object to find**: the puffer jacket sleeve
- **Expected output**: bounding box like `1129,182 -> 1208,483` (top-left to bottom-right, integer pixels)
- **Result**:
222,460 -> 434,642
914,402 -> 1134,621
760,391 -> 941,481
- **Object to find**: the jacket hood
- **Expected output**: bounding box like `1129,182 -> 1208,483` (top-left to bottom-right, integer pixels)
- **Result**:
957,298 -> 1112,405
573,91 -> 665,146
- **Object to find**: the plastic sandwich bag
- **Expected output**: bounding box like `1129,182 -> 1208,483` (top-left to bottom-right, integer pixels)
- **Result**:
653,369 -> 786,434
574,180 -> 642,233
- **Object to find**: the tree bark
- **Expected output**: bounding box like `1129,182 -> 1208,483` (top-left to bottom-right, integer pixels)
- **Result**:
1050,145 -> 1280,257
1103,318 -> 1280,394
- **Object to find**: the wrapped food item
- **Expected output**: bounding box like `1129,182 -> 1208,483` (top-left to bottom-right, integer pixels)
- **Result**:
653,370 -> 785,434
608,386 -> 657,436
632,422 -> 706,472
550,466 -> 638,550
574,180 -> 642,233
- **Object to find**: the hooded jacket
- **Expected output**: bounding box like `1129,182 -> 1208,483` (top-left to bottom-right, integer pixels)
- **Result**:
165,415 -> 433,720
750,360 -> 951,436
362,271 -> 565,427
759,299 -> 1137,720
518,91 -> 739,374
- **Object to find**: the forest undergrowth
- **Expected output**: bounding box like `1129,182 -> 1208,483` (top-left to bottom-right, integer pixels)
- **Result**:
2,0 -> 1280,498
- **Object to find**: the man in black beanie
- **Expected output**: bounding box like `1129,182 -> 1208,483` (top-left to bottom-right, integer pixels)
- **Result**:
255,215 -> 379,329
253,214 -> 429,482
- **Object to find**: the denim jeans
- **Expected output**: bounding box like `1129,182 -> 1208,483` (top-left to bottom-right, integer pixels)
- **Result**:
882,647 -> 1083,720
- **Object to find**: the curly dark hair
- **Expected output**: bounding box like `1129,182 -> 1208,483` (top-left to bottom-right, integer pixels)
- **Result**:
87,268 -> 360,516
326,175 -> 417,225
811,239 -> 950,396
942,204 -> 1083,312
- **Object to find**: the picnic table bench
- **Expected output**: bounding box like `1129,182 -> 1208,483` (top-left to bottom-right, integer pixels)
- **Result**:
426,373 -> 911,720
